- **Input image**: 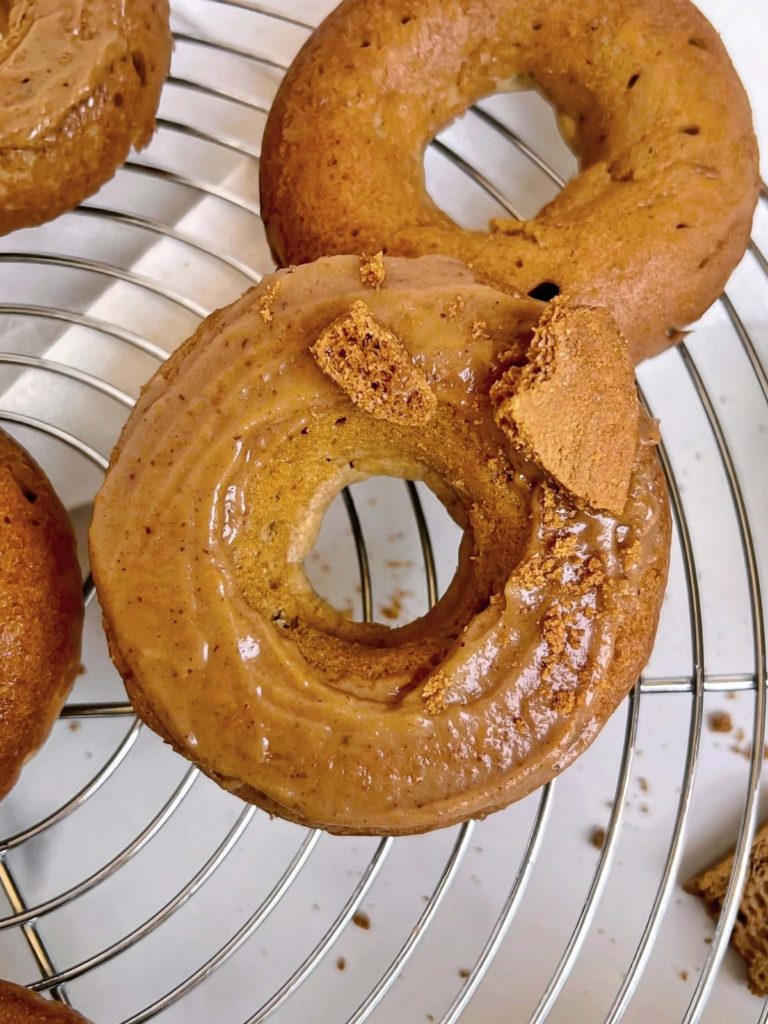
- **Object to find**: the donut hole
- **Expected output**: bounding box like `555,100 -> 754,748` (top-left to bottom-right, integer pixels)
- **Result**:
305,475 -> 462,627
233,408 -> 531,700
427,89 -> 574,228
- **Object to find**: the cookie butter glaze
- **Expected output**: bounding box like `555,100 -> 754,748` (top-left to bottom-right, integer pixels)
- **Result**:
0,0 -> 171,233
91,256 -> 671,835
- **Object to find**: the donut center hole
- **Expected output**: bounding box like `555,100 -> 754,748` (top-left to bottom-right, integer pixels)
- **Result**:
304,475 -> 463,627
425,86 -> 576,229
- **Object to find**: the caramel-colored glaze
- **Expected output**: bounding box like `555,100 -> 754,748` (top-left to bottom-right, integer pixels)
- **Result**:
0,0 -> 171,235
0,430 -> 83,800
0,980 -> 91,1023
260,0 -> 759,364
91,256 -> 671,835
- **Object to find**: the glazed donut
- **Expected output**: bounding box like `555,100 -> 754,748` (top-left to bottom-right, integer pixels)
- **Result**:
90,255 -> 670,835
0,430 -> 83,800
0,981 -> 91,1024
260,0 -> 760,364
0,0 -> 171,236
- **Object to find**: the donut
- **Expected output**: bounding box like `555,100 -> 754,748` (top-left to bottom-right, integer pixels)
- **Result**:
0,981 -> 91,1024
0,430 -> 83,800
259,0 -> 760,364
90,254 -> 671,836
0,0 -> 172,236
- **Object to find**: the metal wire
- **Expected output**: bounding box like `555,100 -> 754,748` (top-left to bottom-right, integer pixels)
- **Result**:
0,3 -> 763,1022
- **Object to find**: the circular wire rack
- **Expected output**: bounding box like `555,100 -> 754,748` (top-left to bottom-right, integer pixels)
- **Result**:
0,1 -> 767,1021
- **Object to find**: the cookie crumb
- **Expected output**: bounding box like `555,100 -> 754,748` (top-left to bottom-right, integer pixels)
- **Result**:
708,711 -> 732,733
458,968 -> 471,979
422,672 -> 451,714
590,826 -> 606,850
446,295 -> 466,320
352,911 -> 371,930
471,319 -> 489,342
360,251 -> 386,290
678,969 -> 689,982
336,956 -> 347,971
638,776 -> 649,793
257,280 -> 281,323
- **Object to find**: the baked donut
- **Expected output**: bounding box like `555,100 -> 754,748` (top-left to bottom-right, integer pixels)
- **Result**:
0,430 -> 83,800
90,255 -> 671,835
0,981 -> 91,1024
0,0 -> 172,236
260,0 -> 760,364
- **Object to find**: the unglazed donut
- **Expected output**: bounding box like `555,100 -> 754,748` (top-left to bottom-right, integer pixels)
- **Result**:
260,0 -> 759,364
0,0 -> 171,235
0,430 -> 83,799
90,255 -> 670,836
0,981 -> 91,1023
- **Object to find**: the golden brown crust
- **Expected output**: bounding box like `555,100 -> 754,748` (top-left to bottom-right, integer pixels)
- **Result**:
91,254 -> 671,836
685,822 -> 768,996
0,981 -> 91,1024
491,298 -> 639,514
0,1 -> 171,236
260,0 -> 759,364
0,431 -> 83,799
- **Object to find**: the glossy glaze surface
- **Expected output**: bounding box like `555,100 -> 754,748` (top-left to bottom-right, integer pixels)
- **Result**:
91,256 -> 671,834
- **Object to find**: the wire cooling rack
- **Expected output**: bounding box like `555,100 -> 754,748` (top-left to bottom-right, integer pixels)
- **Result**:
0,1 -> 766,1021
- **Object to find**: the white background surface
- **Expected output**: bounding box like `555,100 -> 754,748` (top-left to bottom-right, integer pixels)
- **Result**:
0,1 -> 766,1022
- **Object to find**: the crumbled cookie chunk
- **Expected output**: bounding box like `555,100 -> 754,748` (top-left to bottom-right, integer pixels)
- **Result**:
686,822 -> 768,996
258,281 -> 281,324
360,251 -> 386,290
490,298 -> 640,515
311,301 -> 437,426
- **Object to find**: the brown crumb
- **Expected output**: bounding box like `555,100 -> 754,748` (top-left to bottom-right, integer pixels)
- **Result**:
638,776 -> 649,793
590,826 -> 606,850
77,662 -> 86,675
458,968 -> 471,979
471,320 -> 489,342
352,911 -> 371,930
336,956 -> 347,971
379,589 -> 409,621
257,280 -> 281,323
640,803 -> 650,814
360,251 -> 386,290
678,969 -> 689,982
549,689 -> 576,714
422,672 -> 451,715
311,301 -> 437,426
708,711 -> 733,734
446,295 -> 466,319
67,720 -> 81,732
